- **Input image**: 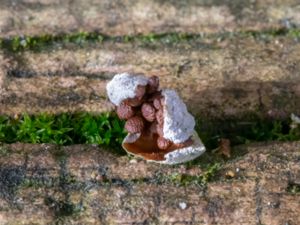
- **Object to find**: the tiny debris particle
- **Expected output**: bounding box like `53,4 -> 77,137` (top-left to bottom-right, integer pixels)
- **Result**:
290,113 -> 300,129
217,138 -> 231,158
179,202 -> 187,210
129,159 -> 138,164
225,170 -> 235,178
20,39 -> 27,47
267,201 -> 280,208
291,113 -> 300,123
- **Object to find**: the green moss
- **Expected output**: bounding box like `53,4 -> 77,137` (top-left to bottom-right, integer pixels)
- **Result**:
1,28 -> 300,52
96,162 -> 221,187
196,116 -> 300,150
152,163 -> 221,187
20,178 -> 52,189
287,182 -> 300,194
287,29 -> 300,39
44,197 -> 84,218
59,173 -> 77,186
0,113 -> 126,149
20,174 -> 80,190
0,113 -> 299,156
0,32 -> 198,52
0,32 -> 106,52
0,145 -> 9,156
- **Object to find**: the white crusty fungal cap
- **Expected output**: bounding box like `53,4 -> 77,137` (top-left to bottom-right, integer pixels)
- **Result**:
162,89 -> 195,144
160,131 -> 205,164
106,73 -> 148,106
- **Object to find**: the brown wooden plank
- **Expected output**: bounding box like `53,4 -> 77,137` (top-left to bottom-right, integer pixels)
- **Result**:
0,141 -> 299,224
1,36 -> 300,118
0,0 -> 300,37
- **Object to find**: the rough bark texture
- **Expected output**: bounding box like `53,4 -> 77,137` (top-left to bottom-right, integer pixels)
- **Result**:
0,142 -> 299,224
0,1 -> 300,224
0,0 -> 300,37
1,36 -> 300,118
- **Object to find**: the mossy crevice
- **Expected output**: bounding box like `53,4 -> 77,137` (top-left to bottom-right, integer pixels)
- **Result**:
0,113 -> 299,152
47,154 -> 85,220
157,163 -> 221,187
1,28 -> 300,52
95,163 -> 221,188
0,112 -> 299,189
0,113 -> 126,154
5,111 -> 297,189
196,116 -> 300,150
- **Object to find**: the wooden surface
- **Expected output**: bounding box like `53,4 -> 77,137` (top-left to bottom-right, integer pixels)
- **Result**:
0,1 -> 300,224
1,36 -> 300,118
0,142 -> 299,224
1,0 -> 300,37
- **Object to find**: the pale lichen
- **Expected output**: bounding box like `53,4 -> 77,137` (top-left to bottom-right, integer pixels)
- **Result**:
162,89 -> 195,144
106,73 -> 148,106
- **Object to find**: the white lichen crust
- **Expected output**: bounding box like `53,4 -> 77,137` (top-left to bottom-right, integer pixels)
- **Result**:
162,89 -> 195,144
161,131 -> 205,164
122,131 -> 205,165
106,73 -> 148,106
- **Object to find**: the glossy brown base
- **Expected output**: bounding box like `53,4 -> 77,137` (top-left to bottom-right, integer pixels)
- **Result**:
123,132 -> 193,161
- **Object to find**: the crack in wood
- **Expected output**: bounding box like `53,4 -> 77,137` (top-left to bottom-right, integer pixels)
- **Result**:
254,178 -> 262,225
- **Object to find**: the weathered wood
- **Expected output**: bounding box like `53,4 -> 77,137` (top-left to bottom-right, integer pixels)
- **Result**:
0,0 -> 300,37
0,142 -> 299,224
0,1 -> 299,225
1,36 -> 300,118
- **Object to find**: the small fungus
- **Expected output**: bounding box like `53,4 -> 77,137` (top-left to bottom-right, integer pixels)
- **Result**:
106,73 -> 205,164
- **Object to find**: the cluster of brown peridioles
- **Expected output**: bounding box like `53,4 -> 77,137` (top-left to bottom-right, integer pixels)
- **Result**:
115,76 -> 172,150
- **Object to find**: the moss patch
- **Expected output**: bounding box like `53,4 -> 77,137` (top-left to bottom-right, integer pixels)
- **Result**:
0,145 -> 9,156
1,28 -> 300,52
44,196 -> 84,218
0,113 -> 299,153
196,116 -> 300,150
0,113 -> 126,153
20,177 -> 53,189
287,182 -> 300,194
159,163 -> 221,187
